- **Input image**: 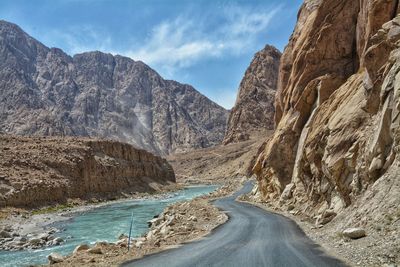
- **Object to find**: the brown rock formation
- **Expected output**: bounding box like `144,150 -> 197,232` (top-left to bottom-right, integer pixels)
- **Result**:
0,20 -> 228,155
223,45 -> 281,144
0,135 -> 175,208
254,0 -> 400,217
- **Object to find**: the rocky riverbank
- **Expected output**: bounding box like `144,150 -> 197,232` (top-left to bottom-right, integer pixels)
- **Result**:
41,180 -> 243,266
0,184 -> 179,252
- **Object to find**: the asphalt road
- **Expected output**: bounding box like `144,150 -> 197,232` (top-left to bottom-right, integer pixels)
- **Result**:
122,181 -> 346,267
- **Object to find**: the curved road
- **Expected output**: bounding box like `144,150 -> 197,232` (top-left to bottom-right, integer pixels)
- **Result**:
122,182 -> 346,267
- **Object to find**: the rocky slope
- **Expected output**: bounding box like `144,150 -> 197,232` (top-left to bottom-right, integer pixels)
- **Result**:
168,131 -> 271,184
0,20 -> 228,155
223,45 -> 281,144
252,1 -> 400,264
0,135 -> 175,208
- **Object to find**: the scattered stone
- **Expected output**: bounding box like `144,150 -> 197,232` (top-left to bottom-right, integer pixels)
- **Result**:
281,183 -> 295,200
3,226 -> 13,232
29,238 -> 42,246
342,228 -> 366,239
116,238 -> 127,247
38,233 -> 49,240
188,215 -> 198,222
73,244 -> 90,254
48,253 -> 64,264
316,210 -> 337,225
87,246 -> 103,254
147,217 -> 162,227
0,230 -> 12,238
53,237 -> 63,245
14,236 -> 27,242
135,240 -> 144,248
118,234 -> 128,240
95,241 -> 109,246
287,204 -> 295,211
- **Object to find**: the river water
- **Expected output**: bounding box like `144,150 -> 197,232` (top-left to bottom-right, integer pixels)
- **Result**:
0,185 -> 217,267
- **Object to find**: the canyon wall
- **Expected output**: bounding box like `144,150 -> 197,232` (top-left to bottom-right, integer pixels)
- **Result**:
254,0 -> 400,220
0,20 -> 228,155
0,135 -> 175,207
223,45 -> 281,144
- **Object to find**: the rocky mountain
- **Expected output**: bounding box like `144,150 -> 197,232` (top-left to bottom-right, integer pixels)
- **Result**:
0,20 -> 228,155
223,45 -> 281,144
252,0 -> 400,251
0,135 -> 175,208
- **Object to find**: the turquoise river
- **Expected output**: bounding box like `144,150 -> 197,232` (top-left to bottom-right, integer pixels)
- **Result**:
0,185 -> 217,267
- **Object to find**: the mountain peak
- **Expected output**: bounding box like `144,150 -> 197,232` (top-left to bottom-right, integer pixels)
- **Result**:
223,44 -> 281,144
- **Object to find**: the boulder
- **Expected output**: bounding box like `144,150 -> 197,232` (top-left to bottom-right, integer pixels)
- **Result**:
73,244 -> 90,254
48,253 -> 64,264
53,237 -> 63,245
342,228 -> 366,239
87,246 -> 103,254
281,183 -> 295,200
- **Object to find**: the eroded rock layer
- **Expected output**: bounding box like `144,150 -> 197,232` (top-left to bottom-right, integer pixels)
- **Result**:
0,135 -> 175,207
254,0 -> 400,218
223,45 -> 281,144
0,20 -> 228,155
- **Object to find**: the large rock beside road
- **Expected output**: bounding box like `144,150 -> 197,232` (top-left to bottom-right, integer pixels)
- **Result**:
342,228 -> 366,239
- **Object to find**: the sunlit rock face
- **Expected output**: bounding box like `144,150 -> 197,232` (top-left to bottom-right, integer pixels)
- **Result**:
0,20 -> 228,155
253,0 -> 400,216
223,45 -> 281,144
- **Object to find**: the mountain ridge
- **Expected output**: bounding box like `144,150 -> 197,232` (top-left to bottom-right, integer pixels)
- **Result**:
0,19 -> 228,155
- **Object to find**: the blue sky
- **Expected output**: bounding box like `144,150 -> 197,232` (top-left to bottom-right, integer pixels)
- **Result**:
0,0 -> 302,109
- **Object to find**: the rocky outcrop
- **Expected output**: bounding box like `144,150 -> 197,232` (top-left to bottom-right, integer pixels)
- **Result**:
254,0 -> 400,220
0,20 -> 228,155
0,135 -> 175,207
223,45 -> 281,144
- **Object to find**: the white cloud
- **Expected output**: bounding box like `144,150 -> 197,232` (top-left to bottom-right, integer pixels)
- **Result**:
127,18 -> 221,73
38,4 -> 281,77
123,5 -> 281,75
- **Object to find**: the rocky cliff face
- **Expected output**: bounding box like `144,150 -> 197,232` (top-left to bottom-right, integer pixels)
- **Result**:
0,135 -> 175,208
0,20 -> 228,155
254,0 -> 400,222
223,45 -> 281,144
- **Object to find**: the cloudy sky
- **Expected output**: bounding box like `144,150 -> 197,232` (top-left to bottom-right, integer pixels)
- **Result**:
0,0 -> 302,109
